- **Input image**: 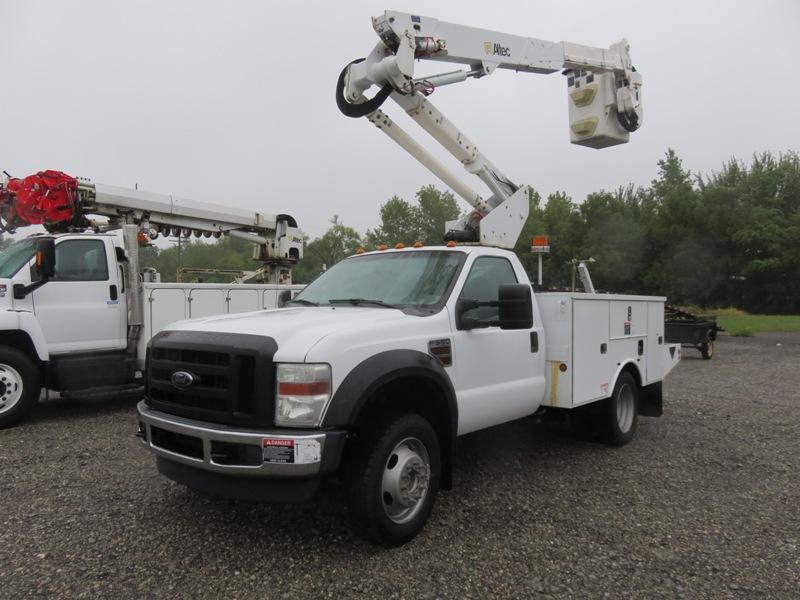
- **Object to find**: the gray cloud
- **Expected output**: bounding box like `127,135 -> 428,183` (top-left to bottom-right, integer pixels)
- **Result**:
2,0 -> 798,239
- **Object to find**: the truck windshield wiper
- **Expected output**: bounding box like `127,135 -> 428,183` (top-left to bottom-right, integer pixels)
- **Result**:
286,298 -> 319,306
328,298 -> 398,309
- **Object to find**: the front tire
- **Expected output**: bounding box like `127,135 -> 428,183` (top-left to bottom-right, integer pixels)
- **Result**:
0,347 -> 42,429
602,371 -> 639,446
347,414 -> 441,546
701,340 -> 715,360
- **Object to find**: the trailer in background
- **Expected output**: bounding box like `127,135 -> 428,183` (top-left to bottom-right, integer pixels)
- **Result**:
664,305 -> 722,360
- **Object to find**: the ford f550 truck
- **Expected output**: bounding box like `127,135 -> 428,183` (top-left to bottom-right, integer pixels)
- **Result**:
137,245 -> 680,544
137,11 -> 668,545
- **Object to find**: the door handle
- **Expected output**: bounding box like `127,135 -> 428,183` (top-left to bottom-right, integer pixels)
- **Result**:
530,331 -> 539,353
110,284 -> 118,301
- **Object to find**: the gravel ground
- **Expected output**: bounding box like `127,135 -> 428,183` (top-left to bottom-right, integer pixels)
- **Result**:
1,332 -> 798,599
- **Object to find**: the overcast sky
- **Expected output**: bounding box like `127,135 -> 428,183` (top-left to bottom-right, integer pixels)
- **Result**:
2,0 -> 798,239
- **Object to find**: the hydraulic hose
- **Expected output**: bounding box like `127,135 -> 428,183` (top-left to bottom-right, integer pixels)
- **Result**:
336,58 -> 394,118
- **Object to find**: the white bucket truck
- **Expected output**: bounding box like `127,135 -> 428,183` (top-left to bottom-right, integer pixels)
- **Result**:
136,11 -> 676,546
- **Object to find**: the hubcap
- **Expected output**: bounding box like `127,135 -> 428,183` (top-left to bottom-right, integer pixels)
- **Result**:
0,363 -> 24,415
381,437 -> 431,524
616,383 -> 635,433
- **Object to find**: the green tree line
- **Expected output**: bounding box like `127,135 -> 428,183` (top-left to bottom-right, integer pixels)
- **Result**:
141,150 -> 800,314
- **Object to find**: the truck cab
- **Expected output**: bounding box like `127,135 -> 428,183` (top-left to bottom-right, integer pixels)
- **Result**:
0,233 -> 136,426
136,245 -> 679,545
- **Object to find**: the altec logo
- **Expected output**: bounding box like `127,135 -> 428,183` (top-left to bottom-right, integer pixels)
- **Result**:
484,41 -> 511,57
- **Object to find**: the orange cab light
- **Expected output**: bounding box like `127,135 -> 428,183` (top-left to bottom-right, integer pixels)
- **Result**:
413,241 -> 423,248
395,242 -> 405,249
355,247 -> 365,254
446,240 -> 457,247
278,381 -> 330,396
378,244 -> 389,251
532,235 -> 549,247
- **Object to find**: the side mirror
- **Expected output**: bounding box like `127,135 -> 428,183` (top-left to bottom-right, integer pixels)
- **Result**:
498,284 -> 533,330
34,238 -> 56,279
13,238 -> 56,300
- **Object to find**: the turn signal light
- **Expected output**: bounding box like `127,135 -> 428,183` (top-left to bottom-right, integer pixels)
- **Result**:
278,381 -> 330,396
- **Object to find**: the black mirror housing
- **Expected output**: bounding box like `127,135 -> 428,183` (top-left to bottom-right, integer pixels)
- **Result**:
34,238 -> 56,279
498,284 -> 533,330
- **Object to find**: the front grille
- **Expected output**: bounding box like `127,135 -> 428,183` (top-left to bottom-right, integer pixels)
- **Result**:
145,331 -> 278,427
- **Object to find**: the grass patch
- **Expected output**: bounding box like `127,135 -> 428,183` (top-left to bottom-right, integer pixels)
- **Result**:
677,307 -> 800,334
716,314 -> 800,334
726,326 -> 755,337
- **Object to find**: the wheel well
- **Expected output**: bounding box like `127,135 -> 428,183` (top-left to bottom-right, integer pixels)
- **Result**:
619,362 -> 642,389
351,375 -> 455,489
0,331 -> 43,368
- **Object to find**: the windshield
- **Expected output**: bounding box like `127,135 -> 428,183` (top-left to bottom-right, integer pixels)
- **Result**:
293,250 -> 465,310
0,239 -> 37,278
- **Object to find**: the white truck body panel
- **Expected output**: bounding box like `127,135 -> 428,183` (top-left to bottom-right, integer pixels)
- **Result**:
137,283 -> 304,366
537,292 -> 677,409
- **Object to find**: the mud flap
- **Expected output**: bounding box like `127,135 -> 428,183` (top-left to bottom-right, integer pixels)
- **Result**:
639,381 -> 663,417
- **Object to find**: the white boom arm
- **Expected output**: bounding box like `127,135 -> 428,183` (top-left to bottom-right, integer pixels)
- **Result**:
337,10 -> 643,247
0,171 -> 303,267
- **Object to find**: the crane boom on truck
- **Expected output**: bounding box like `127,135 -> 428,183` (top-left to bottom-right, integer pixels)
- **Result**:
336,10 -> 643,247
0,169 -> 303,428
0,169 -> 302,271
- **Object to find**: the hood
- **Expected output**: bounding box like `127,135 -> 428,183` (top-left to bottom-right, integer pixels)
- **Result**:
165,306 -> 415,361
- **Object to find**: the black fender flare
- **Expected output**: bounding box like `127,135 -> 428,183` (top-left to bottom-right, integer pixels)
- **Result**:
322,349 -> 458,488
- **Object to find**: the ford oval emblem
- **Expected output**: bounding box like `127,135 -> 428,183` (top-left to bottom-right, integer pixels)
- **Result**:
170,370 -> 196,389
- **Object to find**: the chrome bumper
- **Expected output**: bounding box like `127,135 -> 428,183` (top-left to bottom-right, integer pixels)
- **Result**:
136,401 -> 337,478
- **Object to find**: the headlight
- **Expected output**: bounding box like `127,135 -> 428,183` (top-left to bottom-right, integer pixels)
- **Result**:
274,363 -> 331,428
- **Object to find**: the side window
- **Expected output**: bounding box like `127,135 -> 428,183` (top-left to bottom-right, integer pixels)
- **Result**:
458,257 -> 518,324
52,240 -> 109,282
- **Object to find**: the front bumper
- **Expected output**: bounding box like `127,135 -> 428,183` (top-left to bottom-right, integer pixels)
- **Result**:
136,401 -> 346,501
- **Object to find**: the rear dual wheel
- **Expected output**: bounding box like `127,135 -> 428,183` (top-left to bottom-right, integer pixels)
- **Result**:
571,371 -> 639,446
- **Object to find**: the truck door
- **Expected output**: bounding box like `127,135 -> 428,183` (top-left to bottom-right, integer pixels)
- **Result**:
31,238 -> 126,353
449,256 -> 546,435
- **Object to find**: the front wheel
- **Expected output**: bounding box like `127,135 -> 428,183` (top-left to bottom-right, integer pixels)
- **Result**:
347,414 -> 441,546
0,347 -> 42,429
602,372 -> 639,446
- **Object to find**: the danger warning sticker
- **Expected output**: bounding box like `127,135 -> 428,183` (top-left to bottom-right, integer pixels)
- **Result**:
262,439 -> 294,464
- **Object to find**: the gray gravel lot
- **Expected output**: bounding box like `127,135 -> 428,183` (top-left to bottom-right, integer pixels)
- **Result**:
1,333 -> 798,599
